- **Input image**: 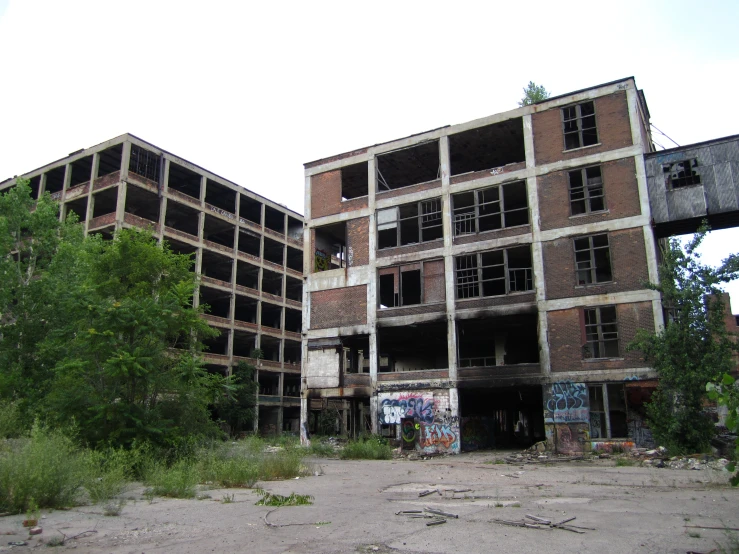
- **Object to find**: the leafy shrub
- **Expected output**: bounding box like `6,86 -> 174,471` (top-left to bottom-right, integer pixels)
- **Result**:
0,424 -> 89,512
0,401 -> 24,439
307,441 -> 335,458
341,436 -> 393,460
84,448 -> 132,503
143,459 -> 199,499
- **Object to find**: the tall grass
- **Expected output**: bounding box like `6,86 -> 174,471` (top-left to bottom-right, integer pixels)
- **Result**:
340,436 -> 393,460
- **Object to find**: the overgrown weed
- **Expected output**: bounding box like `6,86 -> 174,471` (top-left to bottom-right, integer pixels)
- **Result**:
341,436 -> 392,460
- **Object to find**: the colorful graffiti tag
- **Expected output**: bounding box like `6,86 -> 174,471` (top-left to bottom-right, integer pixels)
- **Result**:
544,382 -> 589,423
419,423 -> 458,450
401,418 -> 419,449
461,417 -> 494,451
379,396 -> 435,425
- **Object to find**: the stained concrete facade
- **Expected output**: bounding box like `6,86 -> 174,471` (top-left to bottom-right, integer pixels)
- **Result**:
0,134 -> 304,435
301,78 -> 666,454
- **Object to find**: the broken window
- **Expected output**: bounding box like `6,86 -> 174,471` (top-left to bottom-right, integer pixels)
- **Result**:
45,166 -> 65,195
98,144 -> 123,177
455,246 -> 533,299
377,197 -> 443,249
378,259 -> 445,308
378,321 -> 448,372
582,306 -> 619,359
569,166 -> 605,215
125,185 -> 160,223
663,158 -> 701,189
205,179 -> 236,214
457,315 -> 539,367
452,181 -> 528,236
129,144 -> 161,182
168,162 -> 201,200
562,101 -> 598,150
589,383 -> 628,438
341,161 -> 369,200
69,155 -> 93,187
449,118 -> 526,176
574,234 -> 612,285
314,222 -> 346,272
376,140 -> 440,191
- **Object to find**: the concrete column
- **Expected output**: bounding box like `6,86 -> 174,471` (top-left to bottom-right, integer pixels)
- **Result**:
59,164 -> 72,221
114,181 -> 127,230
120,142 -> 131,181
523,114 -> 551,375
439,135 -> 458,382
38,173 -> 47,197
91,151 -> 101,181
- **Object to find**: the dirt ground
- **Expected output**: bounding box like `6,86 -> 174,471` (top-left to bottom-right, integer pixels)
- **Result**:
1,451 -> 738,554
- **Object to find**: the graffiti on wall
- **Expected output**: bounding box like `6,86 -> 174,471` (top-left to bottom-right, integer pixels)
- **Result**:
461,417 -> 494,451
550,422 -> 590,455
379,395 -> 435,425
419,423 -> 457,450
401,418 -> 418,449
627,416 -> 655,448
314,249 -> 330,272
544,382 -> 589,423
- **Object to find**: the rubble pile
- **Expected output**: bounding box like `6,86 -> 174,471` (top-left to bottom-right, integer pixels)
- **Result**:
630,446 -> 731,470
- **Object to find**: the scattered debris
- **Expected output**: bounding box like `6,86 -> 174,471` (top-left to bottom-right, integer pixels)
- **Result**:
263,509 -> 330,528
28,527 -> 42,536
492,515 -> 594,534
418,489 -> 439,497
424,507 -> 458,519
8,541 -> 27,546
396,507 -> 459,526
254,489 -> 313,506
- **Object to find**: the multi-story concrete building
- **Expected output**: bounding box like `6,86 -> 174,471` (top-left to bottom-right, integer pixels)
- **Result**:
301,77 -> 666,454
0,134 -> 304,434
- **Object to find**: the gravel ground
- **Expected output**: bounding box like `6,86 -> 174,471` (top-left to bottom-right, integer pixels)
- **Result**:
1,451 -> 738,554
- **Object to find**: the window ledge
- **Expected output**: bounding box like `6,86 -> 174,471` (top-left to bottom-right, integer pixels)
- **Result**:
453,222 -> 531,239
379,301 -> 446,311
574,281 -> 615,289
563,143 -> 602,154
581,357 -> 624,363
377,238 -> 444,252
569,210 -> 609,220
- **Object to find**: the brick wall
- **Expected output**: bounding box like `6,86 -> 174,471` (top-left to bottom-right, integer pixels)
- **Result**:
538,157 -> 642,231
423,259 -> 446,303
450,161 -> 526,185
532,91 -> 632,166
311,170 -> 342,218
547,301 -> 654,373
310,285 -> 367,329
347,217 -> 369,267
377,239 -> 443,258
543,227 -> 649,300
376,179 -> 442,201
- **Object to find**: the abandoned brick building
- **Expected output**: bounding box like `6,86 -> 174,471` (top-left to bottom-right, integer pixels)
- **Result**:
300,77 -> 739,454
0,134 -> 305,434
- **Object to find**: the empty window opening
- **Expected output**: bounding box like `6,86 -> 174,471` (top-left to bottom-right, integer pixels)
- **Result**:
314,222 -> 346,272
457,315 -> 539,368
201,250 -> 233,283
287,216 -> 303,241
45,166 -> 65,195
167,162 -> 201,200
449,118 -> 525,175
65,197 -> 88,223
286,245 -> 303,272
28,176 -> 41,199
284,308 -> 301,333
205,179 -> 236,213
377,197 -> 443,249
341,161 -> 369,200
165,200 -> 200,237
125,185 -> 160,223
98,144 -> 123,177
203,328 -> 229,356
129,145 -> 161,182
342,334 -> 369,374
453,181 -> 528,236
235,260 -> 259,290
204,364 -> 228,375
70,155 -> 93,188
378,321 -> 448,372
569,166 -> 605,215
238,229 -> 261,257
455,245 -> 533,299
574,234 -> 612,285
284,340 -> 301,365
563,101 -> 598,150
259,406 -> 280,435
260,302 -> 282,331
376,140 -> 440,191
663,158 -> 701,189
260,336 -> 281,362
264,206 -> 286,234
92,187 -> 118,219
459,386 -> 545,450
240,195 -> 262,225
165,238 -> 197,272
199,285 -> 231,319
582,306 -> 619,359
259,371 -> 280,395
234,294 -> 258,323
261,268 -> 283,296
400,268 -> 421,308
263,237 -> 284,266
283,374 -> 301,396
589,383 -> 628,439
232,329 -> 257,358
203,214 -> 235,249
285,276 -> 302,302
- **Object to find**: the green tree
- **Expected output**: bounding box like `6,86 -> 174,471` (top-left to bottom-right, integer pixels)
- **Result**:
629,228 -> 739,453
216,360 -> 258,437
518,81 -> 550,106
706,374 -> 739,484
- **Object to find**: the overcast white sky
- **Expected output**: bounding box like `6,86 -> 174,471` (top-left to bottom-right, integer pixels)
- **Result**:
1,1 -> 739,304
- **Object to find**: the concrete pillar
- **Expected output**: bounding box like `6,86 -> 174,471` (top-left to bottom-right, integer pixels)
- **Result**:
120,142 -> 131,181
114,181 -> 127,230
